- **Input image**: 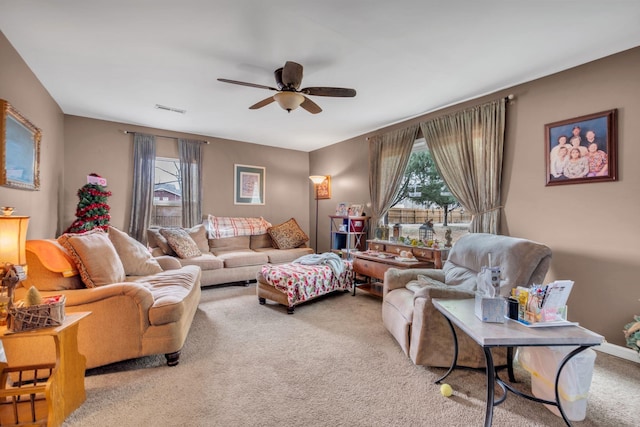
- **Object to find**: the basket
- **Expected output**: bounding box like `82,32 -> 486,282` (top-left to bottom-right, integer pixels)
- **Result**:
7,295 -> 66,333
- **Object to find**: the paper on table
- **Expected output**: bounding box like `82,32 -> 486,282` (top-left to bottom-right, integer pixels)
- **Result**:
542,280 -> 574,309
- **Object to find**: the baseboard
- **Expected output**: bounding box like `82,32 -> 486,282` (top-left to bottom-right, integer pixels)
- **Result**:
595,342 -> 640,363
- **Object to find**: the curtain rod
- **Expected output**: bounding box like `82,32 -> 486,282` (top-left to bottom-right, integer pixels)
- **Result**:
121,130 -> 210,144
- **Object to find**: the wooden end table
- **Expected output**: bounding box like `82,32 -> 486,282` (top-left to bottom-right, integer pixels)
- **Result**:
1,311 -> 91,427
351,251 -> 431,297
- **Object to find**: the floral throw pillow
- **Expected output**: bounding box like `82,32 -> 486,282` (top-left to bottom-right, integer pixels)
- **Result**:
159,228 -> 202,259
268,218 -> 309,250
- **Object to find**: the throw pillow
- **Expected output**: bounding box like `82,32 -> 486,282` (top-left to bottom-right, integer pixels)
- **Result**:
147,227 -> 176,256
268,218 -> 309,250
159,228 -> 202,259
57,229 -> 126,288
107,226 -> 162,276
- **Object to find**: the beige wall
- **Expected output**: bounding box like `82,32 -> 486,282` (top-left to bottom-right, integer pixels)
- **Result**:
63,116 -> 311,235
0,31 -> 65,238
310,46 -> 640,347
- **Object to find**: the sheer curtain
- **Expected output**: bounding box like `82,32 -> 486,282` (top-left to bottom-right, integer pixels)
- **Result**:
178,138 -> 203,228
129,133 -> 156,243
368,124 -> 420,230
420,98 -> 506,233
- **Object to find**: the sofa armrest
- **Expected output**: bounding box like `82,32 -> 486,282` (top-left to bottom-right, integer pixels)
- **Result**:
13,282 -> 155,312
155,255 -> 182,270
413,285 -> 474,301
383,268 -> 445,297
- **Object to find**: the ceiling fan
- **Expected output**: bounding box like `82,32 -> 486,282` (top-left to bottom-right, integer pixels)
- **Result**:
217,61 -> 356,114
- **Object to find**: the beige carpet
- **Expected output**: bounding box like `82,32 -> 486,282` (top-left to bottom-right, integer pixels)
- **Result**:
64,284 -> 638,427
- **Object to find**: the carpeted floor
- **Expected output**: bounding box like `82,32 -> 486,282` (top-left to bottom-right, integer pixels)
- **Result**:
64,284 -> 638,427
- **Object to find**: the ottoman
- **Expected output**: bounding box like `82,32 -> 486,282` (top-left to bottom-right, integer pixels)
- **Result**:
256,260 -> 354,313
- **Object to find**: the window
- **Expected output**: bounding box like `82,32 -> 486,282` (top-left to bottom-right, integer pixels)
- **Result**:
151,157 -> 182,227
389,139 -> 469,243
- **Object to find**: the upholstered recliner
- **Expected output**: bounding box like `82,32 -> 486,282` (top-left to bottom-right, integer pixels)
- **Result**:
382,233 -> 552,368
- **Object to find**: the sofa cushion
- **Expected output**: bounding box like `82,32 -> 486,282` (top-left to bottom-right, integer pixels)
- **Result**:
160,228 -> 202,259
214,250 -> 269,268
175,253 -> 224,270
137,265 -> 200,326
254,247 -> 314,264
268,218 -> 309,249
250,233 -> 273,249
57,229 -> 126,288
188,223 -> 210,253
108,226 -> 163,276
209,235 -> 251,252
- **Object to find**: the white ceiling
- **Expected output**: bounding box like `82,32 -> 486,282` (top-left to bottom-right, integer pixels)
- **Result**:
1,1 -> 639,152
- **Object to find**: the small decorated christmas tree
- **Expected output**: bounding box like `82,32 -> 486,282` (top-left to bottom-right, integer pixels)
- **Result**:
65,173 -> 112,234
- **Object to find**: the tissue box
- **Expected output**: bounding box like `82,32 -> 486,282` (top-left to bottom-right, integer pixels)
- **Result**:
474,293 -> 506,323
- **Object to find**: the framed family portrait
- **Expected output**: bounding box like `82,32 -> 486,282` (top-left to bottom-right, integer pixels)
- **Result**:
234,164 -> 265,205
545,109 -> 617,186
1,99 -> 41,190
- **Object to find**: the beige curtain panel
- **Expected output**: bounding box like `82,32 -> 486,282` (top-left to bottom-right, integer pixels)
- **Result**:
420,98 -> 506,233
368,124 -> 420,230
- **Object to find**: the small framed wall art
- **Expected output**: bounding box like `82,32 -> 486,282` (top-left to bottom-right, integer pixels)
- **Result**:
234,164 -> 265,205
316,175 -> 331,199
0,99 -> 41,190
545,109 -> 617,186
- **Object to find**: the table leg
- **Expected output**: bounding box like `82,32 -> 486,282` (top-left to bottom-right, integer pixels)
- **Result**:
434,314 -> 458,384
483,347 -> 496,427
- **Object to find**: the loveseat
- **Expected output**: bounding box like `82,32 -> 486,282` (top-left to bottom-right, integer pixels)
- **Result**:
2,226 -> 201,370
147,216 -> 314,287
382,233 -> 552,368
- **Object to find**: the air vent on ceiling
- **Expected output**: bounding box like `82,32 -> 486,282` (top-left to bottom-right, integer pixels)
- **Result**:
154,104 -> 186,114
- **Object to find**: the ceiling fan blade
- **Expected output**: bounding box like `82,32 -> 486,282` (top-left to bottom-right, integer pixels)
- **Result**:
300,96 -> 322,114
274,68 -> 285,90
282,61 -> 303,90
301,87 -> 357,97
249,96 -> 275,110
217,78 -> 279,92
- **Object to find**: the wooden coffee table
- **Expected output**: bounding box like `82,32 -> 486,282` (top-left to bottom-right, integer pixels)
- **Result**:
351,251 -> 431,297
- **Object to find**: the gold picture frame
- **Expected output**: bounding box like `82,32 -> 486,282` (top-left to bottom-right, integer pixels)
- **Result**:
1,99 -> 41,190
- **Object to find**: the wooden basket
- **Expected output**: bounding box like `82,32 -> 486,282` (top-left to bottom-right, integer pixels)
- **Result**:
8,295 -> 66,332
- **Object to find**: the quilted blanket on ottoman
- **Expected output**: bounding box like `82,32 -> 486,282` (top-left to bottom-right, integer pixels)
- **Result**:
260,259 -> 354,307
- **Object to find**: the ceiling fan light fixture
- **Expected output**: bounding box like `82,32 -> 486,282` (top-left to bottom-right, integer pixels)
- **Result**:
273,92 -> 305,112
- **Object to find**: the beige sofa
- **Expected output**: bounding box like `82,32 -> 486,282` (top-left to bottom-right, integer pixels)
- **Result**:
3,227 -> 201,370
147,217 -> 314,287
382,233 -> 552,368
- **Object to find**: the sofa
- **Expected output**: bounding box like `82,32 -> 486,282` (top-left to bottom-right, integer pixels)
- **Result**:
147,216 -> 314,287
382,233 -> 552,368
2,226 -> 201,370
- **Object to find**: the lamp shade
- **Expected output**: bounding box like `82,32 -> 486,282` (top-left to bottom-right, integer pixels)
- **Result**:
274,92 -> 305,112
309,175 -> 326,185
0,215 -> 29,266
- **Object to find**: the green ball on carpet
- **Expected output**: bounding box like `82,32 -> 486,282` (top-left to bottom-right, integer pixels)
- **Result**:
440,383 -> 453,397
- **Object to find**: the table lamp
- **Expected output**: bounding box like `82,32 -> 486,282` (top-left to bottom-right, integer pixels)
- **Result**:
0,208 -> 29,324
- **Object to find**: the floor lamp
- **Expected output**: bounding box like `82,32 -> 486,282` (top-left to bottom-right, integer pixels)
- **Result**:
309,175 -> 326,253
